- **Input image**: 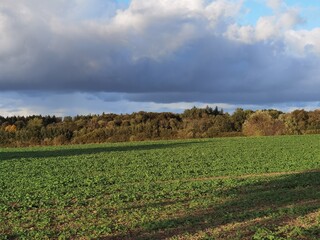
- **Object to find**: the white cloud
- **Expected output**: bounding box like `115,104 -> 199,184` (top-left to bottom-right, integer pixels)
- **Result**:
255,16 -> 278,40
227,3 -> 303,43
284,28 -> 320,56
266,0 -> 283,11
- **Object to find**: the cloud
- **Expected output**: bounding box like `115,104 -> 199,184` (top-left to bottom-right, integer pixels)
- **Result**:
1,91 -> 319,117
266,0 -> 283,11
0,91 -> 238,116
0,0 -> 320,113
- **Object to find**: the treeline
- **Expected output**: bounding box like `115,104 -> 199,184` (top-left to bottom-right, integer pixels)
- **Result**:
0,106 -> 320,147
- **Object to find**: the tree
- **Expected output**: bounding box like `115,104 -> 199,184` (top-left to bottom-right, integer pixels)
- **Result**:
281,109 -> 308,134
243,111 -> 285,136
231,108 -> 253,132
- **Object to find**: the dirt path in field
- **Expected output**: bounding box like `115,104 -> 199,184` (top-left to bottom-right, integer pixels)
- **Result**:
158,169 -> 320,184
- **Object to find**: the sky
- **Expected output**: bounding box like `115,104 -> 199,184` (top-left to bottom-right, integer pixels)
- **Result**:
0,0 -> 320,116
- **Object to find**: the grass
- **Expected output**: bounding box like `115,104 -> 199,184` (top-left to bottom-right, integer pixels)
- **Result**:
0,135 -> 319,239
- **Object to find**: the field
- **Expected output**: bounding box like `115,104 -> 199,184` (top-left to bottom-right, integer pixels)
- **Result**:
0,135 -> 320,239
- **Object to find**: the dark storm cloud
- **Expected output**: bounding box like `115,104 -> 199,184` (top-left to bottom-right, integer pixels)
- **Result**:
0,0 -> 320,105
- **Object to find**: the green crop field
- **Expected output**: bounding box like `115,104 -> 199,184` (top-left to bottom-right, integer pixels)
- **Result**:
1,135 -> 320,239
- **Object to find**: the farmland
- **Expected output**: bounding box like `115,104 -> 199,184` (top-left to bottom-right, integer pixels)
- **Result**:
0,135 -> 320,239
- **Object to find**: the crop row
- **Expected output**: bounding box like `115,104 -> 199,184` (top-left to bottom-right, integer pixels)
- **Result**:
0,135 -> 319,239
